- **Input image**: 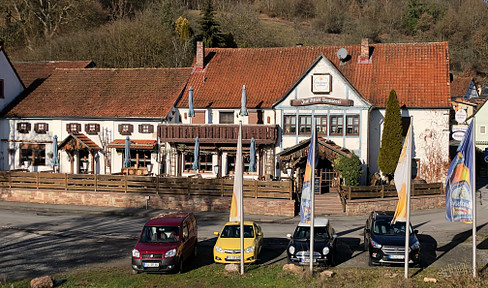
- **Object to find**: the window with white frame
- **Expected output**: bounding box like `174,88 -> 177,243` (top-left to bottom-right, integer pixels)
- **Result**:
85,123 -> 100,135
34,123 -> 49,134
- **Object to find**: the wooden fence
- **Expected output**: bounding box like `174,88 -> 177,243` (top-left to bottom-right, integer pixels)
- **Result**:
0,171 -> 294,200
342,182 -> 444,200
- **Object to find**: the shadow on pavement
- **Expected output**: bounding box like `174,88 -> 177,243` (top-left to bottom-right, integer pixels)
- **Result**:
334,237 -> 362,266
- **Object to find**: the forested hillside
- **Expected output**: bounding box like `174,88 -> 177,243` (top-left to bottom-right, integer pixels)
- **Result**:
1,0 -> 488,82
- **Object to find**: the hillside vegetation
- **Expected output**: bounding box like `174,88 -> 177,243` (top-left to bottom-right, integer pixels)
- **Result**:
1,0 -> 488,83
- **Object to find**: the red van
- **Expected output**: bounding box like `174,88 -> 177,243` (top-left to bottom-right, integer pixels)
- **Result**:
131,212 -> 197,273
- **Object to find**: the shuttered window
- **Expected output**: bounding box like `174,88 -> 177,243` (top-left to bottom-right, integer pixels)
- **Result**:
139,124 -> 154,133
17,122 -> 31,133
119,124 -> 133,135
34,123 -> 49,134
85,123 -> 100,135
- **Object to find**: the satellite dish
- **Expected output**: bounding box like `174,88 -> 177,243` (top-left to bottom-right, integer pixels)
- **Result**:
337,48 -> 348,60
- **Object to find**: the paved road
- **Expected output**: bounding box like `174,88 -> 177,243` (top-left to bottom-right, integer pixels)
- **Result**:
1,179 -> 488,281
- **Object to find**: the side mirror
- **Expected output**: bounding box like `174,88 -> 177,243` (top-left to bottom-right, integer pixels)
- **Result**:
213,232 -> 219,236
286,233 -> 292,239
414,230 -> 419,234
257,232 -> 263,236
365,228 -> 371,234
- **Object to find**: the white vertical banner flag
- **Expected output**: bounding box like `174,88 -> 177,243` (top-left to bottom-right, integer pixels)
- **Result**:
229,122 -> 243,222
392,124 -> 412,224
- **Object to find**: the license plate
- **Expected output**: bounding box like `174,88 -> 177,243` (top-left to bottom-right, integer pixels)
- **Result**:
301,258 -> 317,263
143,262 -> 160,267
388,254 -> 404,260
226,256 -> 240,260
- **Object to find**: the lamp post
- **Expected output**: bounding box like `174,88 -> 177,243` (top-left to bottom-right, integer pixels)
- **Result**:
214,165 -> 220,178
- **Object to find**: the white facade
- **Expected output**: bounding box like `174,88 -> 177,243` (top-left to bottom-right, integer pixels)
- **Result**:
1,117 -> 161,175
274,55 -> 371,183
0,49 -> 24,112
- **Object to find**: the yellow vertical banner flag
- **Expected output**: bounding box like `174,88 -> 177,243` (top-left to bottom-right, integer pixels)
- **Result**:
229,122 -> 243,222
392,124 -> 412,224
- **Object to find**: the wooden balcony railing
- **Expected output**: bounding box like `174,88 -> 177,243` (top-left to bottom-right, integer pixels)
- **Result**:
158,124 -> 278,144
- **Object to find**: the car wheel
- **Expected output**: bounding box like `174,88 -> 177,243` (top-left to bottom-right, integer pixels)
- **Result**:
327,250 -> 335,267
176,258 -> 184,274
368,256 -> 375,267
364,236 -> 369,251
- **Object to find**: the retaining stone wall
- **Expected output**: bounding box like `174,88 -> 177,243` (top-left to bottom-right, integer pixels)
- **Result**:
0,188 -> 295,217
345,194 -> 445,216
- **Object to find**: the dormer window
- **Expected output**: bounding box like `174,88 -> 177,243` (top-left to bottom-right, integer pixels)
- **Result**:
34,123 -> 49,134
17,122 -> 31,133
85,123 -> 100,135
66,123 -> 81,133
119,124 -> 133,135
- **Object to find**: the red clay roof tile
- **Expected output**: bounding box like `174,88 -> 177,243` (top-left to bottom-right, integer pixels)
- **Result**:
4,68 -> 192,118
178,42 -> 450,109
12,61 -> 94,88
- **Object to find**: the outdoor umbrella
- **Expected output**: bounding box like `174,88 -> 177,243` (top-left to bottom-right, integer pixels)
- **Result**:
51,135 -> 58,170
240,85 -> 248,116
189,86 -> 195,117
249,137 -> 256,172
192,137 -> 200,170
124,136 -> 131,168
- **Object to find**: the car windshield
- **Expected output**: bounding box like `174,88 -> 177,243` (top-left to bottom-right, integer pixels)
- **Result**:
373,219 -> 413,236
220,225 -> 254,238
293,226 -> 330,241
140,225 -> 180,243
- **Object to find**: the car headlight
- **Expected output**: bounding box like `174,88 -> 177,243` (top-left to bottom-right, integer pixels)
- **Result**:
165,248 -> 176,258
132,249 -> 140,258
245,246 -> 255,253
410,240 -> 420,250
215,246 -> 223,253
322,246 -> 330,255
371,240 -> 382,249
288,245 -> 295,254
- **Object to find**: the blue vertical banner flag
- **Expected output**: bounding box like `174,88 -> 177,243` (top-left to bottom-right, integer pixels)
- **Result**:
300,126 -> 317,223
446,121 -> 474,223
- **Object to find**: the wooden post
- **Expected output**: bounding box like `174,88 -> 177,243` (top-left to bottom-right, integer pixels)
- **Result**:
125,174 -> 128,193
65,173 -> 68,191
220,178 -> 224,197
381,186 -> 384,198
156,175 -> 160,195
411,183 -> 415,196
94,174 -> 97,192
289,180 -> 293,200
188,177 -> 191,197
254,180 -> 258,198
348,186 -> 351,200
36,172 -> 39,189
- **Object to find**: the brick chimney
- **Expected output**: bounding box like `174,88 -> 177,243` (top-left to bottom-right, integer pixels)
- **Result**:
358,38 -> 371,64
196,41 -> 205,70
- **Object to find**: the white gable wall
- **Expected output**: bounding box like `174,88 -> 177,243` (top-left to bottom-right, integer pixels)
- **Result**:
369,108 -> 450,183
0,50 -> 24,112
275,56 -> 371,183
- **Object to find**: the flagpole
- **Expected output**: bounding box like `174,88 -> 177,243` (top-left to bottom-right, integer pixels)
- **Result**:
404,122 -> 412,279
238,121 -> 244,275
472,118 -> 477,278
309,117 -> 316,275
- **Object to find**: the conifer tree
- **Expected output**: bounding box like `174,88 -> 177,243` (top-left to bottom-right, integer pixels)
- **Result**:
198,0 -> 224,48
377,89 -> 403,178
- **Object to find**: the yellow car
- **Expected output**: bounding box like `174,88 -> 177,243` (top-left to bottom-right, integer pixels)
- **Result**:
213,221 -> 263,264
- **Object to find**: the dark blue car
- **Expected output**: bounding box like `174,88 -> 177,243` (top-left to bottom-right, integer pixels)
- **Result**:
364,211 -> 420,266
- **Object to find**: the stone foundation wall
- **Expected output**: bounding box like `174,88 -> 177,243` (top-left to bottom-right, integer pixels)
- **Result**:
345,194 -> 445,216
0,188 -> 295,217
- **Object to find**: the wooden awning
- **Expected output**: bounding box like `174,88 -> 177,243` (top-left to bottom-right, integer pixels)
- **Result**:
278,137 -> 352,165
107,139 -> 156,150
58,133 -> 101,151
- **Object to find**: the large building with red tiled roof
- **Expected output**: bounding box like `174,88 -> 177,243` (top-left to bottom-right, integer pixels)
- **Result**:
1,66 -> 191,175
162,40 -> 451,183
2,40 -> 452,184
